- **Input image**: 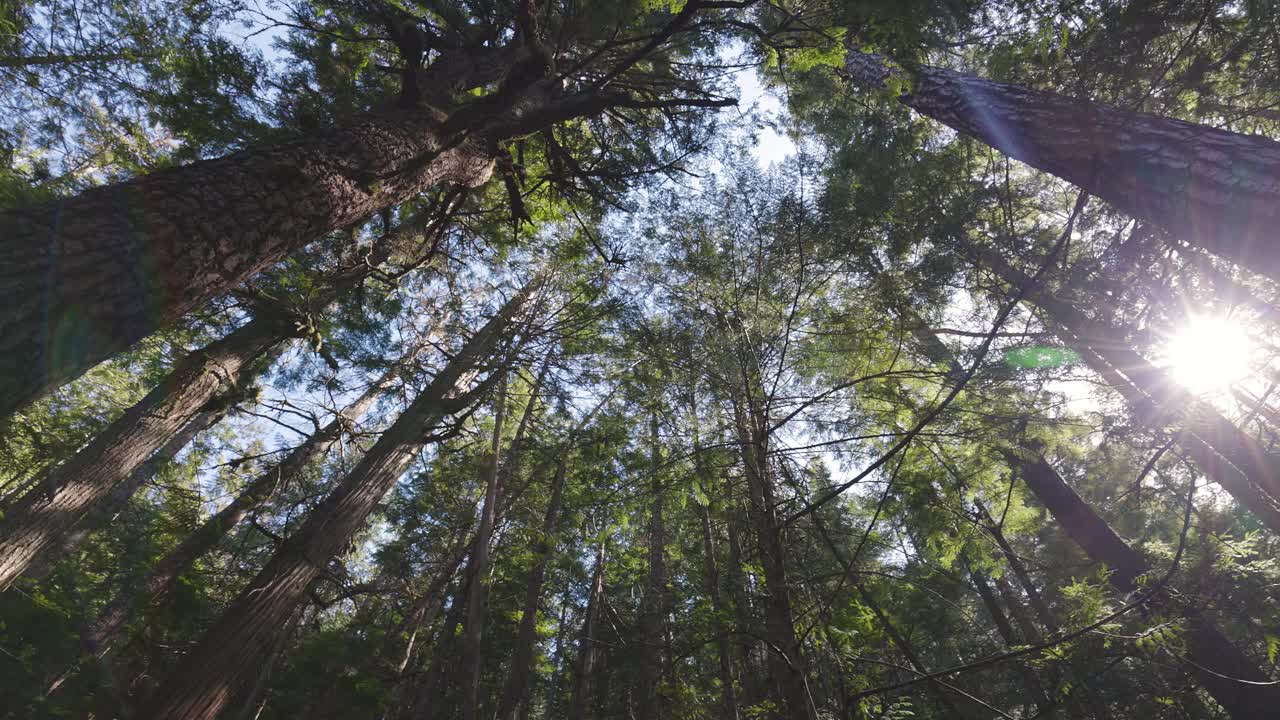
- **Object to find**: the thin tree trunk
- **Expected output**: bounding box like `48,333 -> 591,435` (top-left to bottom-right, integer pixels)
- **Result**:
414,580 -> 469,720
811,509 -> 971,718
726,503 -> 762,705
0,317 -> 285,590
697,494 -> 739,720
979,247 -> 1280,534
568,536 -> 606,720
138,279 -> 540,720
27,403 -> 226,582
1011,452 -> 1280,718
967,567 -> 1055,718
732,400 -> 815,720
497,457 -> 568,720
636,410 -> 667,720
972,500 -> 1057,633
844,48 -> 1280,283
458,382 -> 509,720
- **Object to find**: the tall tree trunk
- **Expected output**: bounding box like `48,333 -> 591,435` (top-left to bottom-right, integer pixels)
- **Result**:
27,403 -> 227,582
138,279 -> 540,720
458,382 -> 509,720
726,503 -> 762,705
568,536 -> 606,720
77,360 -> 400,673
732,400 -> 815,720
972,500 -> 1057,633
1011,452 -> 1280,718
635,410 -> 667,720
696,493 -> 739,720
0,316 -> 285,590
979,247 -> 1280,534
498,457 -> 568,720
844,48 -> 1280,283
968,567 -> 1056,717
0,104 -> 496,419
414,580 -> 469,720
0,215 -> 433,590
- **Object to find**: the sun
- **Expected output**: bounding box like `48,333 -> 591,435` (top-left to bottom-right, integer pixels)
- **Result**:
1161,315 -> 1256,396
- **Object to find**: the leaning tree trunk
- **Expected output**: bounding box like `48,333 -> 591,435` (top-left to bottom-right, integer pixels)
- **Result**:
1010,452 -> 1280,718
25,402 -> 227,582
0,218 -> 437,589
978,247 -> 1280,534
0,105 -> 495,419
844,48 -> 1280,283
0,316 -> 285,590
967,565 -> 1056,718
809,508 -> 973,718
75,359 -> 401,672
139,279 -> 540,720
458,383 -> 509,720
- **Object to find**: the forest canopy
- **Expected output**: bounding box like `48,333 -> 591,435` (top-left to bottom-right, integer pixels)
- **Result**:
3,1 -> 1280,719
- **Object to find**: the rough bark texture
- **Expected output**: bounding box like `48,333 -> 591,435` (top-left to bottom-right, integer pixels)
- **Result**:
1013,454 -> 1280,718
459,384 -> 508,720
979,248 -> 1280,534
139,281 -> 538,720
83,363 -> 396,659
498,458 -> 567,720
0,316 -> 284,590
846,49 -> 1280,282
0,106 -> 494,420
26,405 -> 224,582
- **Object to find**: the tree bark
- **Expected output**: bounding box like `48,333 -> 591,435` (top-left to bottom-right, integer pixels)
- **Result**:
845,48 -> 1280,283
138,279 -> 540,720
731,399 -> 815,720
1011,453 -> 1280,718
26,404 -> 225,582
79,361 -> 399,666
458,382 -> 509,720
498,457 -> 568,720
0,316 -> 284,590
0,104 -> 496,419
0,217 -> 439,589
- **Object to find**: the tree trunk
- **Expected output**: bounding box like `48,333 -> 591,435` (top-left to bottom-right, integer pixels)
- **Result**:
732,400 -> 815,720
967,566 -> 1055,718
498,457 -> 568,720
138,279 -> 540,720
26,403 -> 226,582
458,382 -> 509,720
568,537 -> 606,720
78,360 -> 399,669
1011,452 -> 1280,718
0,101 -> 496,419
696,492 -> 739,720
979,247 -> 1280,534
0,315 -> 285,590
635,410 -> 667,720
845,48 -> 1280,283
726,503 -> 763,706
414,580 -> 469,720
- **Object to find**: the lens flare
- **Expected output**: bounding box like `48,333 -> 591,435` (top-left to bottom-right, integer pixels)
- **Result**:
1162,316 -> 1255,395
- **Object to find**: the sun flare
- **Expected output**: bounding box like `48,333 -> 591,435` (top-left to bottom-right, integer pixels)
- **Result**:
1162,316 -> 1256,395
